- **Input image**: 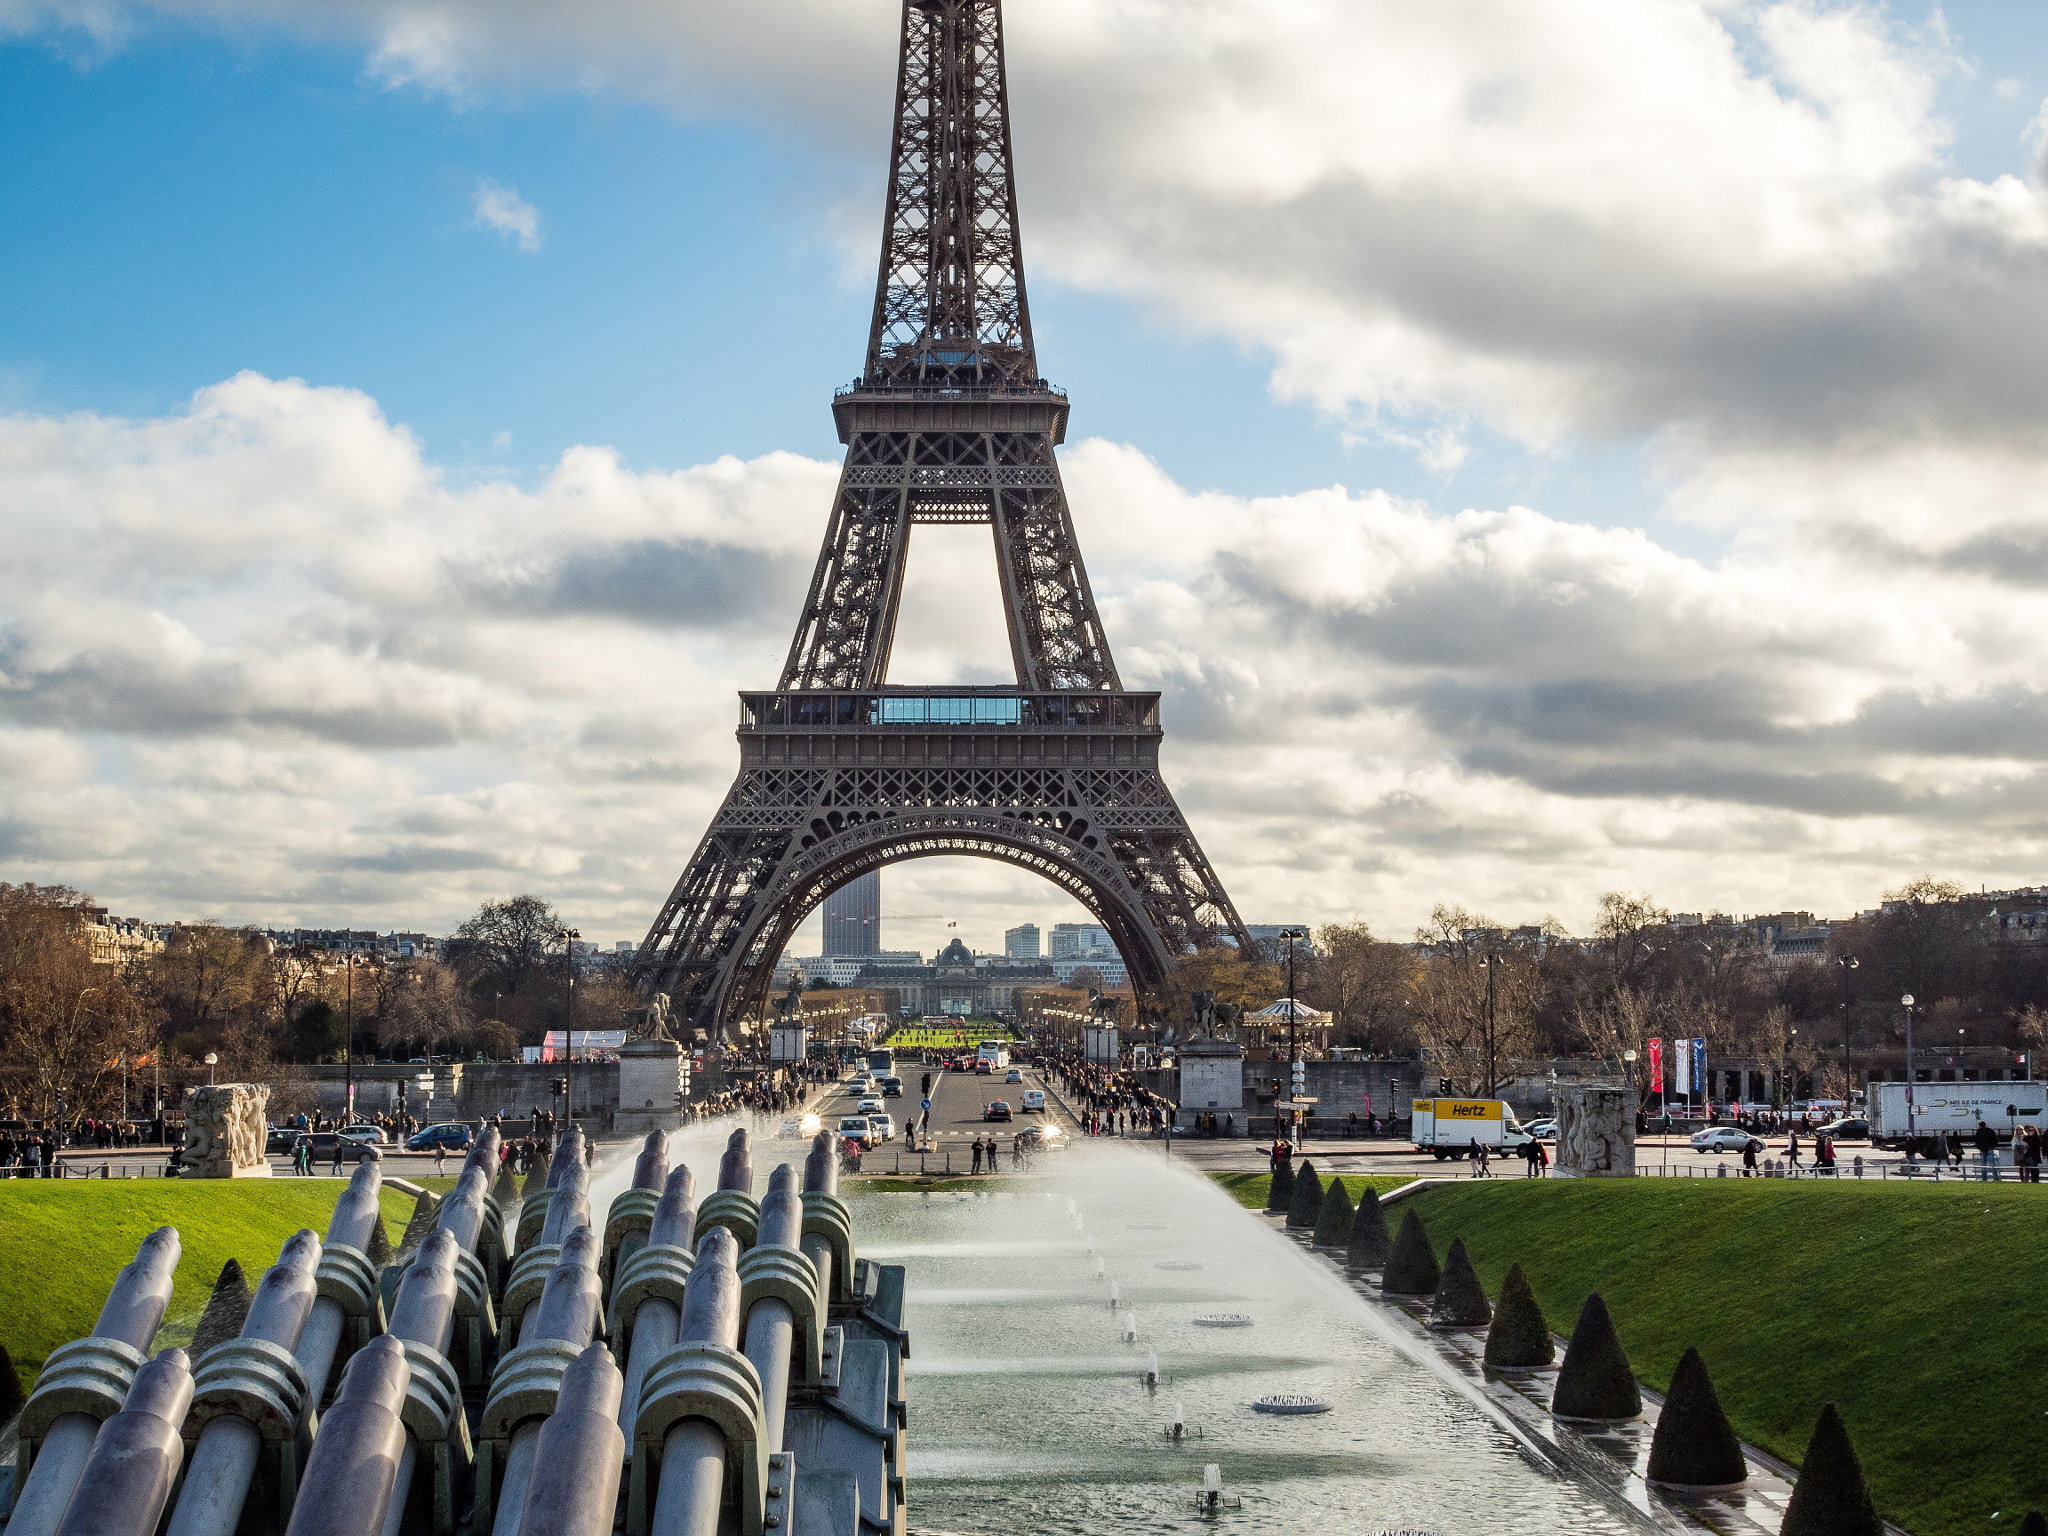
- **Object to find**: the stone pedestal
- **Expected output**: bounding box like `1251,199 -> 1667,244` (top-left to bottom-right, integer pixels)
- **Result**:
615,1039 -> 688,1137
1176,1034 -> 1244,1128
183,1083 -> 274,1177
1551,1085 -> 1635,1178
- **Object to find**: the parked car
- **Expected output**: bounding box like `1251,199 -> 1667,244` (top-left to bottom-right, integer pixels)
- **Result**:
1005,1068 -> 1022,1083
1021,1089 -> 1046,1113
1690,1126 -> 1764,1155
1814,1117 -> 1870,1140
339,1124 -> 388,1145
293,1132 -> 378,1165
405,1123 -> 475,1152
984,1100 -> 1013,1122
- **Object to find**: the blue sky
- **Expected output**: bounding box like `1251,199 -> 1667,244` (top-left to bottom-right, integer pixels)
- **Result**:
19,7 -> 2037,529
8,2 -> 2048,951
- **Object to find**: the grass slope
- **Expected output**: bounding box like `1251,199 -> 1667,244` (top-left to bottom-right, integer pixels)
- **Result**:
0,1177 -> 451,1382
1210,1171 -> 1409,1210
1405,1180 -> 2048,1536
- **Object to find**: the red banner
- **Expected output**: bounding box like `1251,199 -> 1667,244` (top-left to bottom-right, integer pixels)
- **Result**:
1647,1038 -> 1664,1092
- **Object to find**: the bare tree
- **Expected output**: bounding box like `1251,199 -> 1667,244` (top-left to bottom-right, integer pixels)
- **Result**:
1592,890 -> 1672,987
447,896 -> 566,1003
1307,921 -> 1415,1053
0,885 -> 160,1121
1410,945 -> 1537,1096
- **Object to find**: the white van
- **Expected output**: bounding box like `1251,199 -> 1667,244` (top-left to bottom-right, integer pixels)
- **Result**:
1021,1089 -> 1046,1113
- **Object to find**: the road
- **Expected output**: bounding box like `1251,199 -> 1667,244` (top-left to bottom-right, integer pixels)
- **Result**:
817,1058 -> 1086,1175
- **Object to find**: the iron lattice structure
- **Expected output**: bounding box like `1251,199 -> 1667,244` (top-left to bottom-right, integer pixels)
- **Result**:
634,0 -> 1250,1035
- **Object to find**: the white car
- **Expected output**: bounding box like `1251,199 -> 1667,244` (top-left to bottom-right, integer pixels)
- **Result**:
339,1124 -> 388,1145
1523,1119 -> 1557,1141
1690,1126 -> 1763,1155
1005,1068 -> 1022,1083
1021,1089 -> 1045,1112
856,1095 -> 884,1113
865,1114 -> 896,1143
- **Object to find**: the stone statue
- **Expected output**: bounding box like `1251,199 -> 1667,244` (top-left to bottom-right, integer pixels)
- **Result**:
1551,1085 -> 1635,1179
183,1083 -> 273,1178
1191,990 -> 1216,1032
620,991 -> 677,1043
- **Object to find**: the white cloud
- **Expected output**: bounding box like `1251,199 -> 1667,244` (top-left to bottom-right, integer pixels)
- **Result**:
5,375 -> 2048,944
472,179 -> 541,252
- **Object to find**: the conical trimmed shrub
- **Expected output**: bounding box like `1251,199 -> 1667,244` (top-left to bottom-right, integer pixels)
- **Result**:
1551,1293 -> 1640,1419
399,1191 -> 438,1254
365,1213 -> 395,1268
1430,1238 -> 1492,1327
1778,1404 -> 1881,1536
1313,1175 -> 1354,1247
191,1260 -> 252,1360
2017,1512 -> 2046,1536
1266,1157 -> 1294,1214
1347,1190 -> 1391,1270
1382,1208 -> 1440,1294
1482,1264 -> 1552,1369
0,1342 -> 24,1423
1646,1347 -> 1746,1487
492,1161 -> 521,1208
522,1149 -> 551,1200
1287,1160 -> 1324,1228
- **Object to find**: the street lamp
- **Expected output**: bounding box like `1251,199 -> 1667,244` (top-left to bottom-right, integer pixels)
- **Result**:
1622,1048 -> 1637,1102
342,954 -> 365,1123
563,929 -> 582,1127
1837,955 -> 1860,1105
1902,993 -> 1917,1151
1479,952 -> 1507,1096
1278,928 -> 1308,1147
204,1051 -> 218,1086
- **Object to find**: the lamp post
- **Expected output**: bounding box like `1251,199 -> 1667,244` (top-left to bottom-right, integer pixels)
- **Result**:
1479,952 -> 1505,1096
204,1051 -> 218,1086
1278,928 -> 1308,1148
1836,955 -> 1860,1105
1623,1048 -> 1637,1103
1902,993 -> 1917,1152
563,929 -> 582,1127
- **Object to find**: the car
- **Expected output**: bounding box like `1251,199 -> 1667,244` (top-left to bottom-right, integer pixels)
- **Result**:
837,1115 -> 875,1149
1018,1123 -> 1067,1152
856,1095 -> 884,1113
984,1100 -> 1013,1121
1690,1126 -> 1764,1155
1005,1067 -> 1022,1083
266,1125 -> 301,1154
865,1114 -> 897,1143
1815,1117 -> 1870,1140
1020,1089 -> 1045,1113
293,1132 -> 379,1165
1523,1118 -> 1558,1141
880,1077 -> 903,1098
405,1123 -> 475,1152
339,1124 -> 388,1145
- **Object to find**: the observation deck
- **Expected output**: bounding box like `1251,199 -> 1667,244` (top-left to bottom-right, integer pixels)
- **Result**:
736,687 -> 1162,770
830,378 -> 1070,444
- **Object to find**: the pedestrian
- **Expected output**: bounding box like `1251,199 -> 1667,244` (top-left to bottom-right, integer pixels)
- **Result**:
1742,1137 -> 1759,1178
434,1143 -> 447,1178
971,1139 -> 983,1175
294,1138 -> 311,1176
1786,1128 -> 1800,1168
1973,1119 -> 1999,1181
1523,1138 -> 1540,1178
330,1138 -> 344,1176
1468,1137 -> 1486,1178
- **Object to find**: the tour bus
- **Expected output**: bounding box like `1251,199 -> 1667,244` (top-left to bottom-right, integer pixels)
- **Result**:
1410,1098 -> 1535,1160
976,1040 -> 1011,1072
867,1047 -> 894,1081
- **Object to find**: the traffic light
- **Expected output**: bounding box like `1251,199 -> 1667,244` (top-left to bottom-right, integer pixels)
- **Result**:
921,1073 -> 932,1095
1438,1078 -> 1452,1095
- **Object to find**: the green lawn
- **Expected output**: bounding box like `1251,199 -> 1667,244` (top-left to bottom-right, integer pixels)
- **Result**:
1208,1170 -> 1412,1210
1399,1179 -> 2048,1536
0,1176 -> 455,1387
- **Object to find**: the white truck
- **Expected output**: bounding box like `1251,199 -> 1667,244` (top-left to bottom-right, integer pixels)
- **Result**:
1410,1098 -> 1535,1161
1867,1081 -> 2045,1149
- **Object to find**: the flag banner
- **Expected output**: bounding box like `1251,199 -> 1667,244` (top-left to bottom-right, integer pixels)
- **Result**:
1648,1038 -> 1664,1092
1676,1041 -> 1692,1094
1691,1038 -> 1707,1099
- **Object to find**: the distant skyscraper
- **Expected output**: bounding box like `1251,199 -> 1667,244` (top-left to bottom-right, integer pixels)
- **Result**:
822,869 -> 881,957
1005,923 -> 1041,958
1049,922 -> 1111,959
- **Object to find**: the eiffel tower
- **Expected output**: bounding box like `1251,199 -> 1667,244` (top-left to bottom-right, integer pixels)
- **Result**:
632,0 -> 1250,1036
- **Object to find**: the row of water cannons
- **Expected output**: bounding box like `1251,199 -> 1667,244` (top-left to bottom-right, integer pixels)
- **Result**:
1066,1200 -> 1227,1512
6,1122 -> 881,1536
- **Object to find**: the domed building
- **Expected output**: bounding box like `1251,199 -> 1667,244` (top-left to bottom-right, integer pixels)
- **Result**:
853,935 -> 1056,1018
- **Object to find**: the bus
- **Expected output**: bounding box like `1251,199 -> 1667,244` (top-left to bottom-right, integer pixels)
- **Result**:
867,1047 -> 894,1080
976,1040 -> 1010,1072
